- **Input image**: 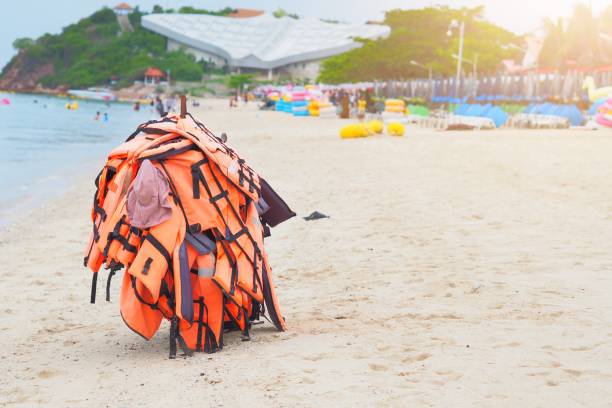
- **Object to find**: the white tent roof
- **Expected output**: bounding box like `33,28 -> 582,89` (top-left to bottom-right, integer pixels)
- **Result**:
142,13 -> 390,69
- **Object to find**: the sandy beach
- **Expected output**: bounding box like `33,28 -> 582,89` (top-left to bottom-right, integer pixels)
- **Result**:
1,99 -> 611,407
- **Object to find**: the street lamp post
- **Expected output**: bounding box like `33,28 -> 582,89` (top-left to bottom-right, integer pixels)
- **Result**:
452,53 -> 478,98
410,60 -> 433,101
447,19 -> 465,99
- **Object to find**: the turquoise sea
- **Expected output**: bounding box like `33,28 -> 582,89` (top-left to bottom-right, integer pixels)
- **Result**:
0,92 -> 155,225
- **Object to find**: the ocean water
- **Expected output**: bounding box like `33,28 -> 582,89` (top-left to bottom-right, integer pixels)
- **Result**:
0,92 -> 155,225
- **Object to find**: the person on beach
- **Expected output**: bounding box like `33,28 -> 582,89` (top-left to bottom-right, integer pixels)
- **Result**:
155,96 -> 164,117
165,96 -> 176,113
229,96 -> 237,109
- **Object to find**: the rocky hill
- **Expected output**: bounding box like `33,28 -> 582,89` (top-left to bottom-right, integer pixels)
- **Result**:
0,7 -> 210,91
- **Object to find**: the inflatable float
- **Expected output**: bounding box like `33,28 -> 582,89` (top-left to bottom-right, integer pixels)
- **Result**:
583,77 -> 612,103
596,98 -> 612,128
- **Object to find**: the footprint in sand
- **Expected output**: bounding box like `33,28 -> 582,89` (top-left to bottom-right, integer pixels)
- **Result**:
493,341 -> 521,349
526,371 -> 550,377
37,369 -> 58,379
368,363 -> 388,372
303,353 -> 328,362
402,353 -> 431,363
570,343 -> 603,352
435,370 -> 463,381
563,368 -> 585,377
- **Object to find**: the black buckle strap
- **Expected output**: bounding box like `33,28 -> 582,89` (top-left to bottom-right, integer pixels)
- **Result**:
190,159 -> 209,200
191,167 -> 201,199
169,316 -> 178,359
169,315 -> 194,359
106,264 -> 122,302
115,234 -> 137,254
90,272 -> 98,304
226,227 -> 248,243
130,276 -> 157,309
93,199 -> 107,222
209,190 -> 228,203
195,297 -> 205,351
92,223 -> 100,243
142,258 -> 153,276
130,226 -> 143,236
102,216 -> 126,258
238,168 -> 257,194
144,234 -> 171,267
125,117 -> 178,142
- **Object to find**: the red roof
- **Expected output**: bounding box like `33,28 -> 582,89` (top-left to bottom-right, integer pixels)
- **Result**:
114,3 -> 133,11
144,67 -> 164,77
227,8 -> 264,18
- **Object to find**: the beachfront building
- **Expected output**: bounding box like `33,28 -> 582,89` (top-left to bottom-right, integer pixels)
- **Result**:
113,2 -> 133,15
141,12 -> 390,80
144,67 -> 165,85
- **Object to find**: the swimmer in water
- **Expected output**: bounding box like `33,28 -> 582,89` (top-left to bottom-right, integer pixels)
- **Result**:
95,111 -> 100,121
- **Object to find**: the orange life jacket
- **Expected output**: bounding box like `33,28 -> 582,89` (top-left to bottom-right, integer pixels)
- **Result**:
84,114 -> 295,358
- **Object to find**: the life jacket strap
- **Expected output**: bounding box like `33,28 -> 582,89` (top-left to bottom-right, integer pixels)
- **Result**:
169,316 -> 193,359
141,143 -> 196,162
93,199 -> 107,222
195,297 -> 205,351
143,234 -> 171,267
90,272 -> 98,304
209,190 -> 228,203
102,216 -> 126,259
125,117 -> 178,142
225,227 -> 248,243
106,264 -> 122,302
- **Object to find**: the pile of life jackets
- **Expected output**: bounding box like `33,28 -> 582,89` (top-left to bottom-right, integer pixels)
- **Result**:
83,113 -> 295,358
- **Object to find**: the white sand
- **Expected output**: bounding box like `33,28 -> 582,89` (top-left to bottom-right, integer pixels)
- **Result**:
1,100 -> 611,407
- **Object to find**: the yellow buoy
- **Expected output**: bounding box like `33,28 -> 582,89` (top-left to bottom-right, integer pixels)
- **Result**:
340,123 -> 370,139
387,122 -> 405,136
366,120 -> 384,134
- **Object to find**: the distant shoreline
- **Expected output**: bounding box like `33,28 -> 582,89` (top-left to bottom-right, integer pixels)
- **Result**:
0,88 -> 139,104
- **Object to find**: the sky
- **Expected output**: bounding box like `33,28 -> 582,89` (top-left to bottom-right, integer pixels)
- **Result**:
1,0 -> 611,68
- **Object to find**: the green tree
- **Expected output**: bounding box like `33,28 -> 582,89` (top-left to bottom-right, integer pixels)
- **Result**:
318,6 -> 519,83
539,3 -> 611,68
12,37 -> 34,50
1,7 -> 205,89
273,8 -> 298,19
227,74 -> 253,92
538,18 -> 565,67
